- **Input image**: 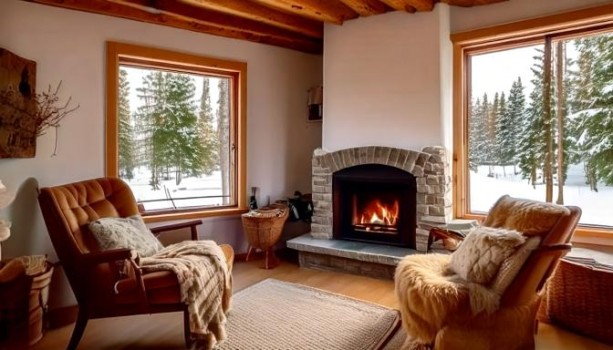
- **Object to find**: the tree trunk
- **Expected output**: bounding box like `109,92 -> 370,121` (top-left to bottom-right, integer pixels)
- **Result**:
555,41 -> 565,205
543,36 -> 554,203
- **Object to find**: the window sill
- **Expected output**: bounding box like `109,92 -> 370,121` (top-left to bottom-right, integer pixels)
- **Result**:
142,207 -> 249,223
458,213 -> 613,247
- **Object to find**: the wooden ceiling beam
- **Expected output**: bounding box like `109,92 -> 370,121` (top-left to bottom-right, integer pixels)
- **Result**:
25,0 -> 322,54
404,0 -> 435,12
442,0 -> 507,7
338,0 -> 388,17
253,0 -> 359,25
181,0 -> 322,38
378,0 -> 416,13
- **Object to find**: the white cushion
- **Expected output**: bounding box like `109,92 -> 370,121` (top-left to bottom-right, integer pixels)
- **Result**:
89,215 -> 163,257
490,236 -> 541,295
450,226 -> 526,284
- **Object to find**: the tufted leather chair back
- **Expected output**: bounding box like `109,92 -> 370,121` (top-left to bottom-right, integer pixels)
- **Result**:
38,177 -> 140,303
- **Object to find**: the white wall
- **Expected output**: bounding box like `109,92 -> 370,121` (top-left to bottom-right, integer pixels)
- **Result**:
323,6 -> 452,152
0,0 -> 322,307
450,0 -> 611,33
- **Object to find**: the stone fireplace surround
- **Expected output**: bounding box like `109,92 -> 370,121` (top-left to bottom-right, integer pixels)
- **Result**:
311,145 -> 452,252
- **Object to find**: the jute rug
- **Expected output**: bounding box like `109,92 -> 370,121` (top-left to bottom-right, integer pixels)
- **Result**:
216,279 -> 401,350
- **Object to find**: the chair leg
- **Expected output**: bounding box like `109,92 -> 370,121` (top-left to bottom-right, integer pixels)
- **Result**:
183,309 -> 193,349
263,248 -> 279,270
245,246 -> 254,262
66,308 -> 88,350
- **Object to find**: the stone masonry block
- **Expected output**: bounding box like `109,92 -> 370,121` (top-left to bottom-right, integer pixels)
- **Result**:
426,175 -> 439,185
417,204 -> 429,215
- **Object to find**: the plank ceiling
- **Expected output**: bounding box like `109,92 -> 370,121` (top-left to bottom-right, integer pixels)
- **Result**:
24,0 -> 508,54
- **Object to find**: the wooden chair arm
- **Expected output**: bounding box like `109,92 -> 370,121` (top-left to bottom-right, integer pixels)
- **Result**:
149,219 -> 202,240
427,227 -> 466,251
79,248 -> 136,265
533,243 -> 572,254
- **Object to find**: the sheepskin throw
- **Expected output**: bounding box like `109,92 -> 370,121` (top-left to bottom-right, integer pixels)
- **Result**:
141,240 -> 231,349
450,226 -> 525,284
484,195 -> 570,236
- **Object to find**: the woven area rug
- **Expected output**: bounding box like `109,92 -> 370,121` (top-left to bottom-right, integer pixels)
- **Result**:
216,279 -> 400,350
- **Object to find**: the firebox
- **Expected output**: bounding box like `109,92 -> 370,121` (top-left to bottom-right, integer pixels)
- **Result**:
333,164 -> 416,248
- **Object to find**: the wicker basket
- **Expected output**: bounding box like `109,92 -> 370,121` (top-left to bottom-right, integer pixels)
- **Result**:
241,204 -> 289,269
545,258 -> 613,345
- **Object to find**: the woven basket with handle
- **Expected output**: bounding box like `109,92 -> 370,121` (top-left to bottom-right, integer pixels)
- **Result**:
241,204 -> 289,269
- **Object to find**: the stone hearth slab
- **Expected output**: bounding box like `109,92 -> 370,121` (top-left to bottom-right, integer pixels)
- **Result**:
287,234 -> 418,266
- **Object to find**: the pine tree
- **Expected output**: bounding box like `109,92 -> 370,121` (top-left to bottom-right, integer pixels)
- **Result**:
135,71 -> 205,189
486,92 -> 500,168
518,48 -> 553,189
217,78 -> 231,205
118,68 -> 135,180
468,95 -> 489,172
568,34 -> 613,189
198,78 -> 219,175
502,77 -> 526,174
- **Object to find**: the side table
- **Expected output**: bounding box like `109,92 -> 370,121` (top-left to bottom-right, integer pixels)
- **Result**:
14,255 -> 54,346
241,205 -> 289,269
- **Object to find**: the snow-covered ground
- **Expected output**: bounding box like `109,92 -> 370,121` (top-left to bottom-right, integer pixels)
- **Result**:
470,164 -> 613,227
126,167 -> 225,211
124,163 -> 613,228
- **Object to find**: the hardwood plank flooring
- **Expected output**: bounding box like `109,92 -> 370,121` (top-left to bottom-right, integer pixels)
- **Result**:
33,260 -> 612,349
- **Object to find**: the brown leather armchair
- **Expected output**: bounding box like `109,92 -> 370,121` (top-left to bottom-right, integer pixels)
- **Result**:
38,177 -> 234,350
395,195 -> 581,350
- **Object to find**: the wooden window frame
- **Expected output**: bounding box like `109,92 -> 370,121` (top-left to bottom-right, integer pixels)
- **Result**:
105,41 -> 248,223
451,4 -> 613,245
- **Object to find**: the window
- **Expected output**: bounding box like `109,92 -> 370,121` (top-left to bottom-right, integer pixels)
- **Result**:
452,5 -> 613,240
106,42 -> 247,221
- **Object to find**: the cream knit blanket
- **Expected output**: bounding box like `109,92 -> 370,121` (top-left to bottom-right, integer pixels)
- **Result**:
141,240 -> 231,349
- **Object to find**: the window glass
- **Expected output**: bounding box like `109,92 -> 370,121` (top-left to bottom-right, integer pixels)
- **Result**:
467,31 -> 613,227
106,42 -> 246,219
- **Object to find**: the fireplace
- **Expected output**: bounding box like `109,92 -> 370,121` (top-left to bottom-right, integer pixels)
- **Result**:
310,146 -> 452,252
333,164 -> 416,248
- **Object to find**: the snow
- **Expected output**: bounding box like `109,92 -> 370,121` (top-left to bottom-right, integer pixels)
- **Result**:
470,164 -> 613,227
125,167 -> 225,211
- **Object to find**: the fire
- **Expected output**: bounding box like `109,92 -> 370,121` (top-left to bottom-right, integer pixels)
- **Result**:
359,199 -> 399,227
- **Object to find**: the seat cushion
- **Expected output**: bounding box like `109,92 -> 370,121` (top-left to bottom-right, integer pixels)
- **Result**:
114,270 -> 182,305
89,215 -> 163,257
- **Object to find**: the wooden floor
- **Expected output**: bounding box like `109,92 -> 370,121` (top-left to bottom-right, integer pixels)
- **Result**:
33,259 -> 612,349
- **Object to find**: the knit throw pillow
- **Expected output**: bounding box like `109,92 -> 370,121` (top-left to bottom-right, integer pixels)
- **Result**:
450,226 -> 526,284
89,215 -> 163,257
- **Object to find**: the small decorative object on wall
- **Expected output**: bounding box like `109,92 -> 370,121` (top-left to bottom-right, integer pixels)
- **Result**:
307,84 -> 323,122
0,48 -> 78,158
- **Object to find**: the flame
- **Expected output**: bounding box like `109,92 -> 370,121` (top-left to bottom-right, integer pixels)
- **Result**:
359,199 -> 399,227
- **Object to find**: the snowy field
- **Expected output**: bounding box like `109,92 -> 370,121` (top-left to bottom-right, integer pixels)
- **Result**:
470,164 -> 613,227
125,168 -> 225,211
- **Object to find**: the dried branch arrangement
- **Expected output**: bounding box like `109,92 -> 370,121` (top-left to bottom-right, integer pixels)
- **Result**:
0,81 -> 79,137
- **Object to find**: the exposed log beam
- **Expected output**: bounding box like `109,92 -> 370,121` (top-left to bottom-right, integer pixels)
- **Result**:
378,0 -> 416,13
181,0 -> 322,38
404,0 -> 434,12
338,0 -> 388,17
442,0 -> 508,7
252,0 -> 359,25
25,0 -> 322,54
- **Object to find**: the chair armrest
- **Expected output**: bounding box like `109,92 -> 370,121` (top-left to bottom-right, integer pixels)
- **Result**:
79,248 -> 136,265
534,243 -> 572,254
150,219 -> 202,240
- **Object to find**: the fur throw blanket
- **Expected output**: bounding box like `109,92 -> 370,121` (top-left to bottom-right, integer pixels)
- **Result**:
141,240 -> 231,349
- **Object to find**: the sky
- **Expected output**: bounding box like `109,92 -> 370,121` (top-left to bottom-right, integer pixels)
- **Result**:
471,44 -> 541,100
